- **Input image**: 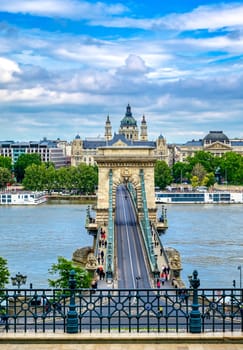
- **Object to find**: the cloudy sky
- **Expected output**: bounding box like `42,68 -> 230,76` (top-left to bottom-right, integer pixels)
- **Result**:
1,0 -> 243,144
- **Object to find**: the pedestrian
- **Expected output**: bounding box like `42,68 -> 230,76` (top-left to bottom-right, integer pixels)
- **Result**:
91,280 -> 97,293
240,303 -> 243,317
96,267 -> 101,279
101,250 -> 104,259
158,305 -> 163,316
101,270 -> 105,280
157,278 -> 161,289
179,289 -> 186,302
160,273 -> 165,285
166,267 -> 170,280
44,299 -> 51,313
205,307 -> 211,319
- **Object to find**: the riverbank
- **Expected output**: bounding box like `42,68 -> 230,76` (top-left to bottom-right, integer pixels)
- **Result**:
47,194 -> 97,204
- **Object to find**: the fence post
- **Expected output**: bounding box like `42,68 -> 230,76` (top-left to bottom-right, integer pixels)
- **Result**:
66,270 -> 78,333
189,270 -> 201,333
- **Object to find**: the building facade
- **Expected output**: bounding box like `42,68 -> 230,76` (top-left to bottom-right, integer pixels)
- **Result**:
173,131 -> 243,164
0,138 -> 69,168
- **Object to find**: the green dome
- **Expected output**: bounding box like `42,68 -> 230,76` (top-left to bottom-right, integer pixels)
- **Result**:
120,104 -> 137,127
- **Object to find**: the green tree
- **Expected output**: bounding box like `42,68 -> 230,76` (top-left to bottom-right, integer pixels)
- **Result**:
75,164 -> 98,194
154,160 -> 173,189
172,162 -> 190,183
44,165 -> 56,193
14,153 -> 41,182
218,152 -> 243,185
23,163 -> 46,191
191,175 -> 199,188
187,151 -> 217,173
205,172 -> 216,187
191,163 -> 207,184
0,156 -> 12,171
55,167 -> 70,192
0,257 -> 10,289
48,256 -> 92,289
0,167 -> 13,189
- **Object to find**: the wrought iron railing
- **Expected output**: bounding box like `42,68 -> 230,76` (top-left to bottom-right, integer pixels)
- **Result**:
1,286 -> 242,333
105,169 -> 114,280
139,169 -> 156,270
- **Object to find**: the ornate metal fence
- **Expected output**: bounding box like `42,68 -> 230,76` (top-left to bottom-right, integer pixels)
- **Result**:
1,285 -> 242,333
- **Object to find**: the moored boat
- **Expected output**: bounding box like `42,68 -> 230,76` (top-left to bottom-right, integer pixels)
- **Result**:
155,191 -> 243,204
0,191 -> 47,205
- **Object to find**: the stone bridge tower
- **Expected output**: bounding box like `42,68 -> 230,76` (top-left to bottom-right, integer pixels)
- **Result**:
95,135 -> 157,227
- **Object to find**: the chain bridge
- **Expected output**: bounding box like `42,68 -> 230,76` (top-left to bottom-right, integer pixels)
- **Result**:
85,138 -> 183,289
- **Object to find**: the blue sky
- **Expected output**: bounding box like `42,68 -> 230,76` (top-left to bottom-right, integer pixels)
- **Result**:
1,0 -> 243,143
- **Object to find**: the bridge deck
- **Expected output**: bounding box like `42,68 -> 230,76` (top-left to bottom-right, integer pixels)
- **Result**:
94,183 -> 174,289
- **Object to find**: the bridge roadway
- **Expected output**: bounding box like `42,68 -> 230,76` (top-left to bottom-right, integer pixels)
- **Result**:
115,184 -> 152,289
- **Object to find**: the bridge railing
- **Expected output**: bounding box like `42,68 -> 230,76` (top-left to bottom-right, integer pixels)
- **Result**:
127,182 -> 137,205
0,286 -> 242,333
151,221 -> 170,267
139,169 -> 156,270
105,169 -> 114,280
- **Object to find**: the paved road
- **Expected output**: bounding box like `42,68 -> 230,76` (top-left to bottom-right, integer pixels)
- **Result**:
115,185 -> 151,289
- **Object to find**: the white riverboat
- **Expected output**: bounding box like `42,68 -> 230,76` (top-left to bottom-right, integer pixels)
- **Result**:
0,191 -> 47,205
155,191 -> 243,204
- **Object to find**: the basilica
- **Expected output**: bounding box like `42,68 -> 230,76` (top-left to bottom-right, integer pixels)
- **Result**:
71,104 -> 243,168
71,104 -> 169,167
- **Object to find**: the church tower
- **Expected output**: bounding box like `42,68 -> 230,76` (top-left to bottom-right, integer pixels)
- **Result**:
119,104 -> 138,141
71,134 -> 83,166
140,115 -> 148,141
104,115 -> 112,141
155,134 -> 169,163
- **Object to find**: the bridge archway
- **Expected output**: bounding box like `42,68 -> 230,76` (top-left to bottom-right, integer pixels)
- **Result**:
95,143 -> 157,227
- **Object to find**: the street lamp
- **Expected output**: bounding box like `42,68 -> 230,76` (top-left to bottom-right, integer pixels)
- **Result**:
238,265 -> 242,289
188,270 -> 201,333
11,272 -> 27,291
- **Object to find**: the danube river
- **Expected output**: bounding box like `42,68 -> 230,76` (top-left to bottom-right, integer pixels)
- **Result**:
0,201 -> 242,289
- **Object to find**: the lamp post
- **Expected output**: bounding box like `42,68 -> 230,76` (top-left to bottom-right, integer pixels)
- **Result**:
238,265 -> 242,289
67,270 -> 78,333
189,270 -> 201,333
11,272 -> 27,291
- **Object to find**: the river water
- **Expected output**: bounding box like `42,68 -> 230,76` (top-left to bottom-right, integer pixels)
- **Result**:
0,201 -> 242,289
0,201 -> 93,288
162,204 -> 243,289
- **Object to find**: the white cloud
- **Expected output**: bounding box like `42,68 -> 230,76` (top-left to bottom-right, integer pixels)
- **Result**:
180,35 -> 243,53
0,0 -> 127,19
89,3 -> 243,32
117,54 -> 149,75
162,4 -> 243,31
0,57 -> 21,83
0,86 -> 107,105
